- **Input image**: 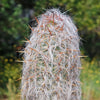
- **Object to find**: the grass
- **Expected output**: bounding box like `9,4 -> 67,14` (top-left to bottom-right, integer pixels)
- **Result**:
0,59 -> 100,100
81,59 -> 100,100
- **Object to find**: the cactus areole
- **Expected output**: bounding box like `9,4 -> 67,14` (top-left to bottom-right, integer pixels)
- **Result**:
21,9 -> 81,100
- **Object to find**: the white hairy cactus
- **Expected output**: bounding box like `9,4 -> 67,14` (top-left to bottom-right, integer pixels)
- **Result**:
21,9 -> 81,100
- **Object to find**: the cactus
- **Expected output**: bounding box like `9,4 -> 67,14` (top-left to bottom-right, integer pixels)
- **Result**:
21,9 -> 81,100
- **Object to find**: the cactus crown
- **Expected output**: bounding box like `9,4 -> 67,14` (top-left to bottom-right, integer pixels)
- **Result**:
21,9 -> 81,100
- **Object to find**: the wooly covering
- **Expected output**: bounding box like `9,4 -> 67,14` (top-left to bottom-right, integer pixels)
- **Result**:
21,9 -> 81,100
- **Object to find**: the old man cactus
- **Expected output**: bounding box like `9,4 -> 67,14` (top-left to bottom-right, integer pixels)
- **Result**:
21,9 -> 81,100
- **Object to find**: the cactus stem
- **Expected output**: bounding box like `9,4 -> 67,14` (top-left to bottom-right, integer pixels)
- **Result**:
21,9 -> 81,100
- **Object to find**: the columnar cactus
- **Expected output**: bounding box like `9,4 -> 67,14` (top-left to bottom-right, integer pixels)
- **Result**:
21,9 -> 81,100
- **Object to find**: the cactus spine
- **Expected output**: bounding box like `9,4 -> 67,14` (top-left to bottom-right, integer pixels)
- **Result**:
21,9 -> 81,100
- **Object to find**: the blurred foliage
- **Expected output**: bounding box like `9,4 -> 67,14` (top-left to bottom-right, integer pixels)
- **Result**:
0,0 -> 28,57
0,0 -> 100,99
81,59 -> 100,100
0,0 -> 27,95
15,0 -> 37,8
0,56 -> 21,96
